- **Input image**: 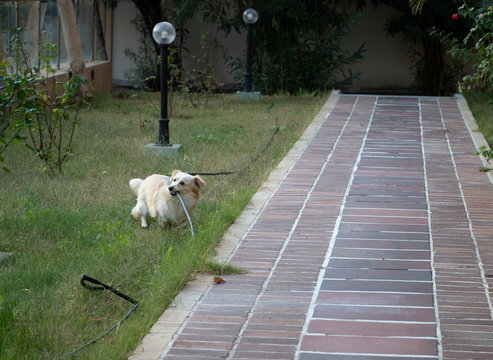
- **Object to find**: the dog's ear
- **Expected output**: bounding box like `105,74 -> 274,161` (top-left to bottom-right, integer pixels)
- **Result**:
194,175 -> 206,188
171,170 -> 181,177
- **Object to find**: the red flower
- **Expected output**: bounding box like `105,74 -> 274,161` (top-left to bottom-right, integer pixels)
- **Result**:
452,13 -> 459,20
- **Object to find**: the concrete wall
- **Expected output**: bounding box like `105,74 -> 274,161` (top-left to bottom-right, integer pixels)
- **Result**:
343,4 -> 415,93
111,1 -> 417,92
111,0 -> 142,86
86,61 -> 112,93
178,19 -> 244,90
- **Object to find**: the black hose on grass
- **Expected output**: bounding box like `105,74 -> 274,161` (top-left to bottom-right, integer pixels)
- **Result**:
191,103 -> 279,177
63,275 -> 138,358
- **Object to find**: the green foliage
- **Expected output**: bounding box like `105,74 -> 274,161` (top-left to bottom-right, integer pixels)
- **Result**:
381,0 -> 475,95
474,145 -> 493,171
172,32 -> 221,107
463,91 -> 493,171
463,90 -> 493,145
125,17 -> 220,107
448,4 -> 493,91
0,31 -> 38,173
125,0 -> 208,91
410,0 -> 426,14
230,1 -> 365,94
0,28 -> 87,173
126,0 -> 363,95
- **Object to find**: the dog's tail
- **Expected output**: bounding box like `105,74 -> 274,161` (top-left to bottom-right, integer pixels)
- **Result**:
129,178 -> 143,195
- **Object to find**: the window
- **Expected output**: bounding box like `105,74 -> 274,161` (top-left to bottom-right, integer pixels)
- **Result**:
76,0 -> 94,62
0,0 -> 106,70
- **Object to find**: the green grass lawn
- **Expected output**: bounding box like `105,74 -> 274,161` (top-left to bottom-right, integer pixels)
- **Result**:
0,91 -> 326,359
463,90 -> 493,146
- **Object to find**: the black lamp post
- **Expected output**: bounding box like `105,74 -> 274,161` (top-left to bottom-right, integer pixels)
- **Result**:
152,22 -> 176,146
242,8 -> 258,92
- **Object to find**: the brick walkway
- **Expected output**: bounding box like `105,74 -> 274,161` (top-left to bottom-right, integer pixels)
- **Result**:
132,94 -> 493,360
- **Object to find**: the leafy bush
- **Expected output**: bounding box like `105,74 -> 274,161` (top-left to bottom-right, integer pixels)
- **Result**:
125,16 -> 220,109
0,28 -> 87,173
448,4 -> 493,91
380,0 -> 475,95
230,1 -> 365,94
172,32 -> 221,107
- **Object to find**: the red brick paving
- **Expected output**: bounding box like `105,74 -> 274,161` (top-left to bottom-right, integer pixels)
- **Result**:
159,95 -> 493,359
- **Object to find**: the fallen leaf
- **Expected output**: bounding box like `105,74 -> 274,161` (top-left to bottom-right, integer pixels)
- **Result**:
381,257 -> 385,260
213,276 -> 226,284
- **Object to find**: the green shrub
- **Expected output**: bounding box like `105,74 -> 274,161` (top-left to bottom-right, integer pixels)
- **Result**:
231,1 -> 365,94
0,28 -> 87,173
449,4 -> 493,91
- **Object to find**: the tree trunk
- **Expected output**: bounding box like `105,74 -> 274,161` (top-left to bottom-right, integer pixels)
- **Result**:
421,34 -> 445,95
56,0 -> 85,75
25,2 -> 40,67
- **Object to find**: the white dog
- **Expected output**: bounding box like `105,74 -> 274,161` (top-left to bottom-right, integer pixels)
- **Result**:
129,170 -> 205,228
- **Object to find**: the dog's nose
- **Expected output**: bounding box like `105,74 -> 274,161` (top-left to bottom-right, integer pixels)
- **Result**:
168,186 -> 174,192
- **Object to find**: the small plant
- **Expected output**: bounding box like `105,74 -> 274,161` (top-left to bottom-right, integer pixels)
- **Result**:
474,145 -> 493,171
166,32 -> 221,109
180,32 -> 221,107
0,28 -> 87,173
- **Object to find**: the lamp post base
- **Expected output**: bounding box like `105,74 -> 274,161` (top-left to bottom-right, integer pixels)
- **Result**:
145,143 -> 182,157
236,91 -> 260,102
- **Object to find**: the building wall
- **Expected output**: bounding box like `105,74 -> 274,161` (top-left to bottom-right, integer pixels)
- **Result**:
112,1 -> 417,92
111,0 -> 142,87
178,18 -> 244,90
343,4 -> 415,93
87,61 -> 112,93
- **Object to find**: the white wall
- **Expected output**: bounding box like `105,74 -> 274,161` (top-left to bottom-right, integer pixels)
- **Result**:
178,16 -> 244,90
344,4 -> 415,92
111,0 -> 141,86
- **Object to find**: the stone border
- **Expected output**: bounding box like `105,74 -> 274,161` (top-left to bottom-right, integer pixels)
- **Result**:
129,91 -> 340,360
